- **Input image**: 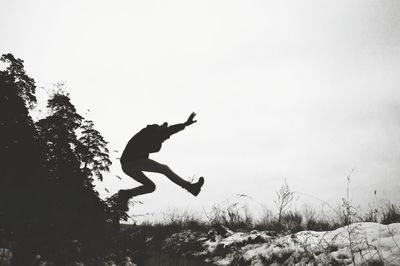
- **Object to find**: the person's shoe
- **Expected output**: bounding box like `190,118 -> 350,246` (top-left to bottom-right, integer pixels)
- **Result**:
186,177 -> 205,196
115,190 -> 131,211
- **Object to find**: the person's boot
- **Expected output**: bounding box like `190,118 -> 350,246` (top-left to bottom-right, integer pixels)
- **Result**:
186,177 -> 205,196
115,190 -> 131,211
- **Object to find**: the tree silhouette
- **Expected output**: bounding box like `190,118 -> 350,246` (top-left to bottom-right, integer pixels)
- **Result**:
36,87 -> 113,256
77,119 -> 112,185
1,54 -> 116,265
0,53 -> 49,265
36,87 -> 84,187
0,53 -> 36,107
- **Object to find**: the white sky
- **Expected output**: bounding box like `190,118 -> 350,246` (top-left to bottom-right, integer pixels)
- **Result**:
1,0 -> 400,221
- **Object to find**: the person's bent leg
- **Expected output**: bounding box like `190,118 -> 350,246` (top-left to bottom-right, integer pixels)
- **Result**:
130,158 -> 191,189
121,162 -> 156,198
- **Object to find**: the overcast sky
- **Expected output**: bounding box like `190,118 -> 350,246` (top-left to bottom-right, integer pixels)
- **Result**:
1,0 -> 400,221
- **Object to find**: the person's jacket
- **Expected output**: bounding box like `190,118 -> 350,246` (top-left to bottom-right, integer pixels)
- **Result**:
120,123 -> 185,162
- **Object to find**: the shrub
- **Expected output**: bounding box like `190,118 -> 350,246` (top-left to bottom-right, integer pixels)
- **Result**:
281,210 -> 303,233
207,203 -> 254,230
381,203 -> 400,224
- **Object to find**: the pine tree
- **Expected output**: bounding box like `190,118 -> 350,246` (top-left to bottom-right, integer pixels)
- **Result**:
36,86 -> 113,255
1,54 -> 114,264
0,53 -> 46,205
36,87 -> 84,187
0,53 -> 36,107
0,53 -> 49,266
0,54 -> 41,180
77,119 -> 112,186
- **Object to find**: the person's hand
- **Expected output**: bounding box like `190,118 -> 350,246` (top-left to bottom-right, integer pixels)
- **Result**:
185,112 -> 197,126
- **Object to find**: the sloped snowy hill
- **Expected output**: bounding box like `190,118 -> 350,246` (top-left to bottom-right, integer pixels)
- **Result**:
162,222 -> 400,265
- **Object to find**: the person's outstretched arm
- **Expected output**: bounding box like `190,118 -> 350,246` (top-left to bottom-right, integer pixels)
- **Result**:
164,112 -> 197,139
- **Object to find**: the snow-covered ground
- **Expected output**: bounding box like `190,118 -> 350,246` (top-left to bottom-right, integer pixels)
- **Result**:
162,222 -> 400,265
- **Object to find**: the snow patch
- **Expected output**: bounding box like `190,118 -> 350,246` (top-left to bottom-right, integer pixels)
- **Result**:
162,223 -> 400,265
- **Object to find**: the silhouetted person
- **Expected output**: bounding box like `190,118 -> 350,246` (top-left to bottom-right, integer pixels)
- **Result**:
116,112 -> 204,210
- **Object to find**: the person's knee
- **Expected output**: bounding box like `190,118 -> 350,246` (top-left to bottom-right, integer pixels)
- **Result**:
143,182 -> 156,193
121,162 -> 136,175
159,164 -> 171,174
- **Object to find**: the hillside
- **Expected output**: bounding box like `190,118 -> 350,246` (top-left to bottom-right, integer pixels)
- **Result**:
162,222 -> 400,265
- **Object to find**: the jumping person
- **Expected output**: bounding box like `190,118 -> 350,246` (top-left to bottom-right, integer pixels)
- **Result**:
116,112 -> 204,211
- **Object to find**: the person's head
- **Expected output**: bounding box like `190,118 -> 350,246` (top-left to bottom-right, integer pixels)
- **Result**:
161,122 -> 168,128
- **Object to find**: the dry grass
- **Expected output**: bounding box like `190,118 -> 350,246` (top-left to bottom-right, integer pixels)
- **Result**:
140,180 -> 400,235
